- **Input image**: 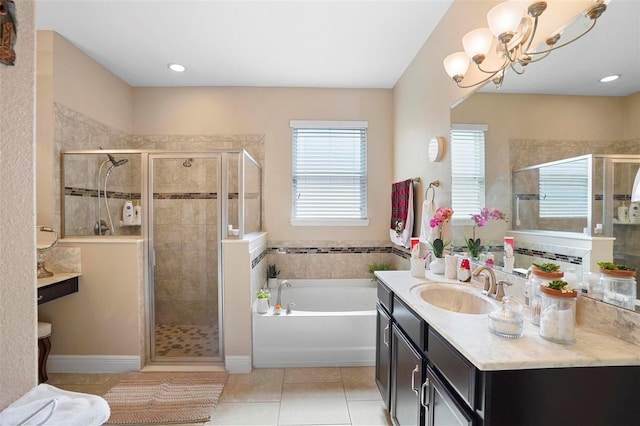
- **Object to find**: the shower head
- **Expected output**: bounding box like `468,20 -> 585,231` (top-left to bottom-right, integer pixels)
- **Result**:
106,153 -> 128,167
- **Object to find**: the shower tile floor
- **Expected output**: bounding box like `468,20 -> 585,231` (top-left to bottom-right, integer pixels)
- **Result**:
154,324 -> 219,357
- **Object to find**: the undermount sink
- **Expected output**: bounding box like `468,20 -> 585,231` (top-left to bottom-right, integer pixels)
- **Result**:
411,283 -> 498,315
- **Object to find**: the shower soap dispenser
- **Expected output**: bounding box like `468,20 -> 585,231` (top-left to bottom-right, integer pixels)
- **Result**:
133,201 -> 142,225
122,200 -> 134,224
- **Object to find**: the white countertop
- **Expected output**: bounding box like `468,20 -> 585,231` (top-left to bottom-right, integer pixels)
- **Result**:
375,270 -> 640,371
37,272 -> 81,288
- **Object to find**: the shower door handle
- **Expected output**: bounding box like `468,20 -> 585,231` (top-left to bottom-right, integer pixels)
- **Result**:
151,249 -> 156,267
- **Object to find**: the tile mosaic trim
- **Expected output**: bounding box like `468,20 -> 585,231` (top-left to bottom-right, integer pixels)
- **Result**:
252,249 -> 267,269
514,247 -> 583,265
65,187 -> 141,200
268,246 -> 393,255
65,187 -> 243,200
154,192 -> 218,200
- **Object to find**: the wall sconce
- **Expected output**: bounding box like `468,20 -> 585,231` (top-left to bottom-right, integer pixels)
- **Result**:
443,0 -> 607,89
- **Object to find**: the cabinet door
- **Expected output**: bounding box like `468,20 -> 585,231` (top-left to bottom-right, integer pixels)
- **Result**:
426,366 -> 475,426
375,303 -> 392,408
391,324 -> 425,426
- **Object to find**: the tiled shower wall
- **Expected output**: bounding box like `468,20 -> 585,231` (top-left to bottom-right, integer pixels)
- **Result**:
54,103 -> 265,234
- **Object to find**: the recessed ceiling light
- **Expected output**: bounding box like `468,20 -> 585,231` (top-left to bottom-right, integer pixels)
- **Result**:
599,74 -> 620,83
168,63 -> 186,73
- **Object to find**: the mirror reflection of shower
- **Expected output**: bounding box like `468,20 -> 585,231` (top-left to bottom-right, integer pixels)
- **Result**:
95,148 -> 129,235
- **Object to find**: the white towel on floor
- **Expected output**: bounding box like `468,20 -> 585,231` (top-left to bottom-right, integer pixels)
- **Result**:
0,384 -> 110,426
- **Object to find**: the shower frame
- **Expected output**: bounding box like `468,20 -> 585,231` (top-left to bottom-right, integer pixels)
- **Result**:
60,148 -> 263,365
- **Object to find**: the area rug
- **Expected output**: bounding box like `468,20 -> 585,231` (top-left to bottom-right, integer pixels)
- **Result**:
103,371 -> 228,425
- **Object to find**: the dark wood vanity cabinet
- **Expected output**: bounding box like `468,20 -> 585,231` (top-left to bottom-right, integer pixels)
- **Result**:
376,279 -> 640,426
391,323 -> 426,426
375,303 -> 392,408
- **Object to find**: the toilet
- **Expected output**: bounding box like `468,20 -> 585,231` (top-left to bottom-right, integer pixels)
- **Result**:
37,322 -> 52,383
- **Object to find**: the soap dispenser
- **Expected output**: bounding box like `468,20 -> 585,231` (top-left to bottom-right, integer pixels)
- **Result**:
122,200 -> 134,224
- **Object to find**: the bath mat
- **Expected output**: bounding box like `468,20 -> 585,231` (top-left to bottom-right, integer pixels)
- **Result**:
103,371 -> 228,425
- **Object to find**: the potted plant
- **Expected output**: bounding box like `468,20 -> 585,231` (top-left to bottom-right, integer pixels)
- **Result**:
368,261 -> 392,281
531,262 -> 564,279
427,206 -> 453,274
256,289 -> 271,314
267,264 -> 280,288
597,261 -> 637,277
466,207 -> 507,259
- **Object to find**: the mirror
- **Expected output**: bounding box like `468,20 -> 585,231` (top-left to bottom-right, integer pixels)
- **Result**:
36,225 -> 58,278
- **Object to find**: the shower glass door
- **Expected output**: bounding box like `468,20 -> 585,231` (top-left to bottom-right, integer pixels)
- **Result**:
148,153 -> 222,362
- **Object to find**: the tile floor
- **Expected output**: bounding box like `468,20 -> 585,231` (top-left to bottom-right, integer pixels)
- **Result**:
154,324 -> 219,357
47,366 -> 392,426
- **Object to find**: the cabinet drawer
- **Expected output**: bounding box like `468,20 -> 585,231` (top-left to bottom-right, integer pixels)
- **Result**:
377,280 -> 393,313
428,328 -> 476,409
38,276 -> 79,305
393,295 -> 426,351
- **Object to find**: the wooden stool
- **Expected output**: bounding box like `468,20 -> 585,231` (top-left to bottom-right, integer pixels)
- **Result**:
38,322 -> 52,383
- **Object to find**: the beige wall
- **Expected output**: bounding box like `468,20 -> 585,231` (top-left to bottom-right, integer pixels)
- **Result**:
132,87 -> 394,243
0,0 -> 37,409
624,91 -> 640,139
36,31 -> 133,227
38,240 -> 144,358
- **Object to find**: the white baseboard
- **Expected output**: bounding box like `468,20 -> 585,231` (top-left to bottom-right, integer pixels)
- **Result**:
48,355 -> 141,373
225,355 -> 252,373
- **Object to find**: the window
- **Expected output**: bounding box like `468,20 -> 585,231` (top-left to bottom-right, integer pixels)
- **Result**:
539,158 -> 589,218
290,120 -> 368,226
450,124 -> 487,220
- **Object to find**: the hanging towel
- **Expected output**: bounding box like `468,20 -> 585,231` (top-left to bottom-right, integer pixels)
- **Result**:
390,179 -> 414,248
419,186 -> 439,245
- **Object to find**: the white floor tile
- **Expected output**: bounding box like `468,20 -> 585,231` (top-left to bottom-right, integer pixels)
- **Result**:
278,382 -> 350,425
206,402 -> 280,425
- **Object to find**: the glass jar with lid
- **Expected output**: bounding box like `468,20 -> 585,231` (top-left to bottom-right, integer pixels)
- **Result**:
528,265 -> 564,325
601,269 -> 637,310
539,284 -> 577,345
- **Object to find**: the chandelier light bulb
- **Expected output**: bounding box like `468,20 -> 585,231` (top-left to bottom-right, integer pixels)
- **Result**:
443,52 -> 471,80
462,28 -> 494,63
487,1 -> 524,40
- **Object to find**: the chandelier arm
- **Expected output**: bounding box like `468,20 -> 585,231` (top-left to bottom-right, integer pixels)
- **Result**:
454,70 -> 505,89
509,62 -> 527,75
524,50 -> 552,64
523,19 -> 597,56
476,57 -> 510,75
523,16 -> 541,53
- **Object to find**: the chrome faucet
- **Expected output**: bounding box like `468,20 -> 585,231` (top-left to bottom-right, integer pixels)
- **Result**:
494,280 -> 513,302
472,265 -> 497,296
276,280 -> 292,309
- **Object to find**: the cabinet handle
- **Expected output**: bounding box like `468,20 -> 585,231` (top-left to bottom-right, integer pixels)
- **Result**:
420,378 -> 430,408
37,295 -> 43,301
383,325 -> 389,347
411,365 -> 420,396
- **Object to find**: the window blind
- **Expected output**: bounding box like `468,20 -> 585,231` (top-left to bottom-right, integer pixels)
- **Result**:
291,122 -> 367,221
539,160 -> 588,218
451,125 -> 486,218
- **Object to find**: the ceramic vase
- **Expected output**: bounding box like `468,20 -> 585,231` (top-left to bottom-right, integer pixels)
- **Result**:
256,298 -> 270,314
429,257 -> 445,274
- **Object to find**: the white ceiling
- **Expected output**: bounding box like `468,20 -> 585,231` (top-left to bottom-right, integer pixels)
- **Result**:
35,0 -> 639,96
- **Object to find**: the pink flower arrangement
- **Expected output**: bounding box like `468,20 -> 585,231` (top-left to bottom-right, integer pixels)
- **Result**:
466,207 -> 507,258
470,207 -> 507,227
430,206 -> 454,230
429,206 -> 454,258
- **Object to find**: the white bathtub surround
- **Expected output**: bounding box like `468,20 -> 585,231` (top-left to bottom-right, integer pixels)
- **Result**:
253,279 -> 377,368
376,270 -> 640,371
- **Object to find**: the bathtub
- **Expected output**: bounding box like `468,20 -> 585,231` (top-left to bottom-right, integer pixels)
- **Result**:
252,279 -> 377,368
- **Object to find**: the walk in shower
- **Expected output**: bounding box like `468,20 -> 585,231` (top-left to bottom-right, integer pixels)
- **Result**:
61,149 -> 262,363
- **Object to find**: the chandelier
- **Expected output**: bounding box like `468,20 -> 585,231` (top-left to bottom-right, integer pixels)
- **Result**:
443,0 -> 607,89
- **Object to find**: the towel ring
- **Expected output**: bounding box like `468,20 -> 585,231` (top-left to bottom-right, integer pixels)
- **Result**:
425,180 -> 440,202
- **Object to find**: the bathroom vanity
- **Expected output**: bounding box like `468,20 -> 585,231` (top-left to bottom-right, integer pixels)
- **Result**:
375,271 -> 640,426
37,273 -> 80,305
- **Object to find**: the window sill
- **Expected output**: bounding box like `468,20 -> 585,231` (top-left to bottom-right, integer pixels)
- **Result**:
290,218 -> 370,227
